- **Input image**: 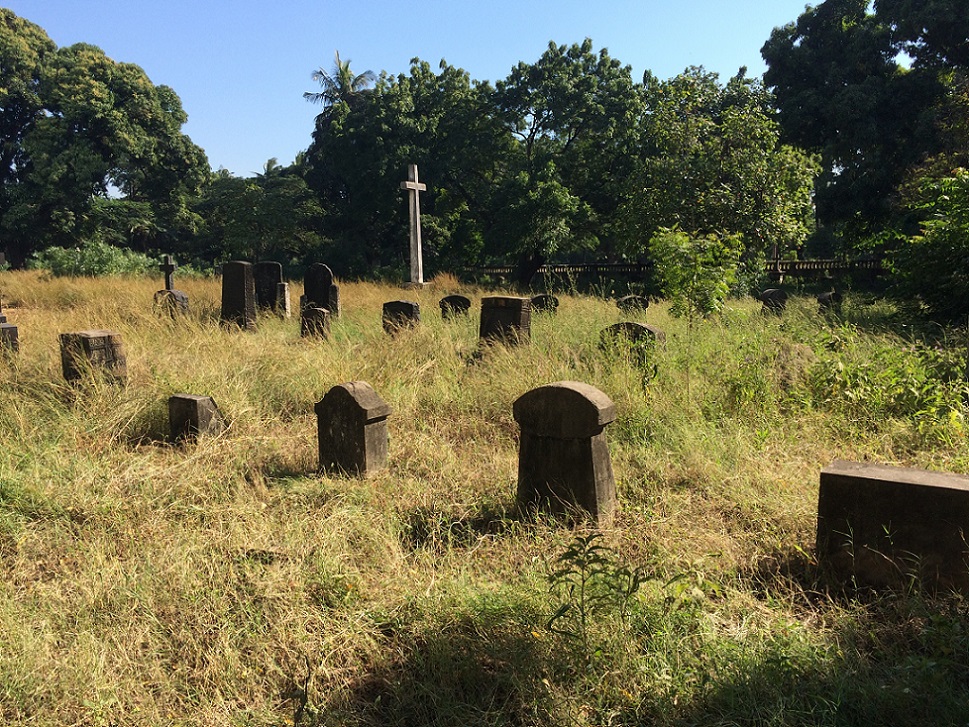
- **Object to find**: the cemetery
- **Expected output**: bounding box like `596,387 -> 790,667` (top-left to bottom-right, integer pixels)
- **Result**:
1,266 -> 968,725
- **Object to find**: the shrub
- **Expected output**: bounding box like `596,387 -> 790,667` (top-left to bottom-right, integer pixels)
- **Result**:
28,240 -> 156,277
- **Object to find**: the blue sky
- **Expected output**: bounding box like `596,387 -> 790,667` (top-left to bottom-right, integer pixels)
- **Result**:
6,1 -> 813,177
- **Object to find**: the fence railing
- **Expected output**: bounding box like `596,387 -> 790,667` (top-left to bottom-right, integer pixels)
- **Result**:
465,259 -> 884,279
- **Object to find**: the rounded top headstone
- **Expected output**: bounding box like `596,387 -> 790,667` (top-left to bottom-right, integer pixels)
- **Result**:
513,381 -> 616,438
314,381 -> 392,423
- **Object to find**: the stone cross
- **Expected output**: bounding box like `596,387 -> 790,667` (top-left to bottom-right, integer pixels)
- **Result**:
400,164 -> 427,286
160,254 -> 177,291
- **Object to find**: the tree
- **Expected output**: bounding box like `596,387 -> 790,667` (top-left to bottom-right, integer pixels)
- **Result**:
0,11 -> 208,265
303,51 -> 376,118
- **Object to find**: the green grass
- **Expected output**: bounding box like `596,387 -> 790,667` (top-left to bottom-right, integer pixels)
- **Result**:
1,270 -> 968,726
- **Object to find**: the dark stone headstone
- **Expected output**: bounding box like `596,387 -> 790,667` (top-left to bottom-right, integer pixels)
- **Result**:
513,381 -> 617,526
220,261 -> 257,330
301,306 -> 331,338
254,261 -> 284,310
60,330 -> 127,383
616,295 -> 649,313
479,296 -> 531,345
758,288 -> 788,314
0,323 -> 18,352
315,381 -> 392,477
304,263 -> 341,318
153,289 -> 189,317
439,295 -> 472,320
599,322 -> 666,349
817,290 -> 843,315
531,294 -> 559,314
169,394 -> 225,440
382,300 -> 420,334
818,460 -> 969,593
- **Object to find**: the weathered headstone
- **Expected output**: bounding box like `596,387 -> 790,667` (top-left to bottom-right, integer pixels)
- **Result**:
758,288 -> 788,314
439,295 -> 472,320
154,254 -> 188,316
479,296 -> 531,345
315,381 -> 392,477
60,330 -> 127,382
616,295 -> 649,313
531,294 -> 559,314
303,263 -> 340,318
169,394 -> 226,440
0,298 -> 7,323
817,290 -> 843,315
400,163 -> 427,287
599,322 -> 666,349
0,323 -> 18,352
301,306 -> 331,338
382,300 -> 420,333
254,261 -> 284,310
221,260 -> 257,330
514,381 -> 617,526
817,459 -> 969,592
277,282 -> 291,318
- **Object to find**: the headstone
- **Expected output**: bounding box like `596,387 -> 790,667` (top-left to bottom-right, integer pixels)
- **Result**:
220,260 -> 257,330
277,282 -> 291,318
531,294 -> 559,314
303,263 -> 340,318
599,322 -> 666,349
382,300 -> 420,333
817,290 -> 843,315
439,295 -> 472,320
254,261 -> 284,310
616,295 -> 649,313
818,460 -> 969,592
155,255 -> 189,316
60,330 -> 127,383
0,323 -> 18,352
513,381 -> 617,526
479,296 -> 531,345
315,381 -> 392,477
301,306 -> 331,338
0,298 -> 8,323
169,394 -> 225,440
400,163 -> 427,286
758,288 -> 788,314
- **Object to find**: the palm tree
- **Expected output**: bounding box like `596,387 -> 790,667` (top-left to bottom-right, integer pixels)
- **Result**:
303,51 -> 376,115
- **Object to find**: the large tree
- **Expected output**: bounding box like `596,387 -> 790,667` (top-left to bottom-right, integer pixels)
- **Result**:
0,10 -> 208,265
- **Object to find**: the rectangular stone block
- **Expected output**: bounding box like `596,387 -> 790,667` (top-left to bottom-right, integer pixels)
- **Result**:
817,460 -> 969,592
60,330 -> 127,382
480,296 -> 531,344
220,260 -> 256,330
169,394 -> 225,440
0,323 -> 18,352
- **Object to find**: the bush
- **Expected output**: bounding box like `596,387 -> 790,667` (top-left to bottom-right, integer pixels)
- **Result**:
28,240 -> 157,277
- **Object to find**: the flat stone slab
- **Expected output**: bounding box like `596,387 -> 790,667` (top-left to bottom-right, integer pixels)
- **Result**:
817,459 -> 969,592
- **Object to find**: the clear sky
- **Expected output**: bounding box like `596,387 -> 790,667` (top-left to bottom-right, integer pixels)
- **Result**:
5,1 -> 812,178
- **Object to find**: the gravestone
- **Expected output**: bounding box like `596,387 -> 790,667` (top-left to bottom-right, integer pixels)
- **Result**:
817,290 -> 843,315
154,254 -> 189,316
0,299 -> 7,323
758,288 -> 788,314
616,295 -> 649,313
439,295 -> 471,320
303,263 -> 340,318
817,460 -> 969,592
400,163 -> 427,287
315,381 -> 392,476
60,330 -> 127,382
382,300 -> 420,333
599,322 -> 666,350
301,306 -> 331,338
514,381 -> 617,526
0,323 -> 18,352
254,261 -> 284,311
479,296 -> 531,345
220,260 -> 257,330
531,294 -> 559,314
277,282 -> 291,318
169,394 -> 225,440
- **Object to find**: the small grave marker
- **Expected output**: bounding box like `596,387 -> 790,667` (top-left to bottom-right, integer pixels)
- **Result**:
60,330 -> 127,383
301,306 -> 331,338
616,295 -> 649,313
316,381 -> 392,476
439,295 -> 471,320
817,290 -> 843,315
220,261 -> 257,330
382,300 -> 420,334
758,288 -> 788,314
154,254 -> 188,316
0,323 -> 18,352
531,294 -> 559,314
479,296 -> 531,345
169,394 -> 226,440
514,381 -> 617,525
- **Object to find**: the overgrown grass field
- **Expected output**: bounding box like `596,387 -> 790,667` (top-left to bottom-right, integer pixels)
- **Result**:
2,270 -> 968,726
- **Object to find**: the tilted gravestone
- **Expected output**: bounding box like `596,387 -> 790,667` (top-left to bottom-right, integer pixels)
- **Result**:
758,288 -> 788,314
531,294 -> 559,314
169,394 -> 226,440
479,296 -> 531,345
60,330 -> 127,383
301,306 -> 331,339
382,300 -> 420,334
254,261 -> 284,311
439,295 -> 471,320
616,295 -> 649,313
154,254 -> 189,317
513,381 -> 617,526
316,381 -> 392,476
817,460 -> 969,592
220,260 -> 257,330
303,263 -> 341,319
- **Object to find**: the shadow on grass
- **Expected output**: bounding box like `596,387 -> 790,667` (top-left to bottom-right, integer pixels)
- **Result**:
398,502 -> 520,553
